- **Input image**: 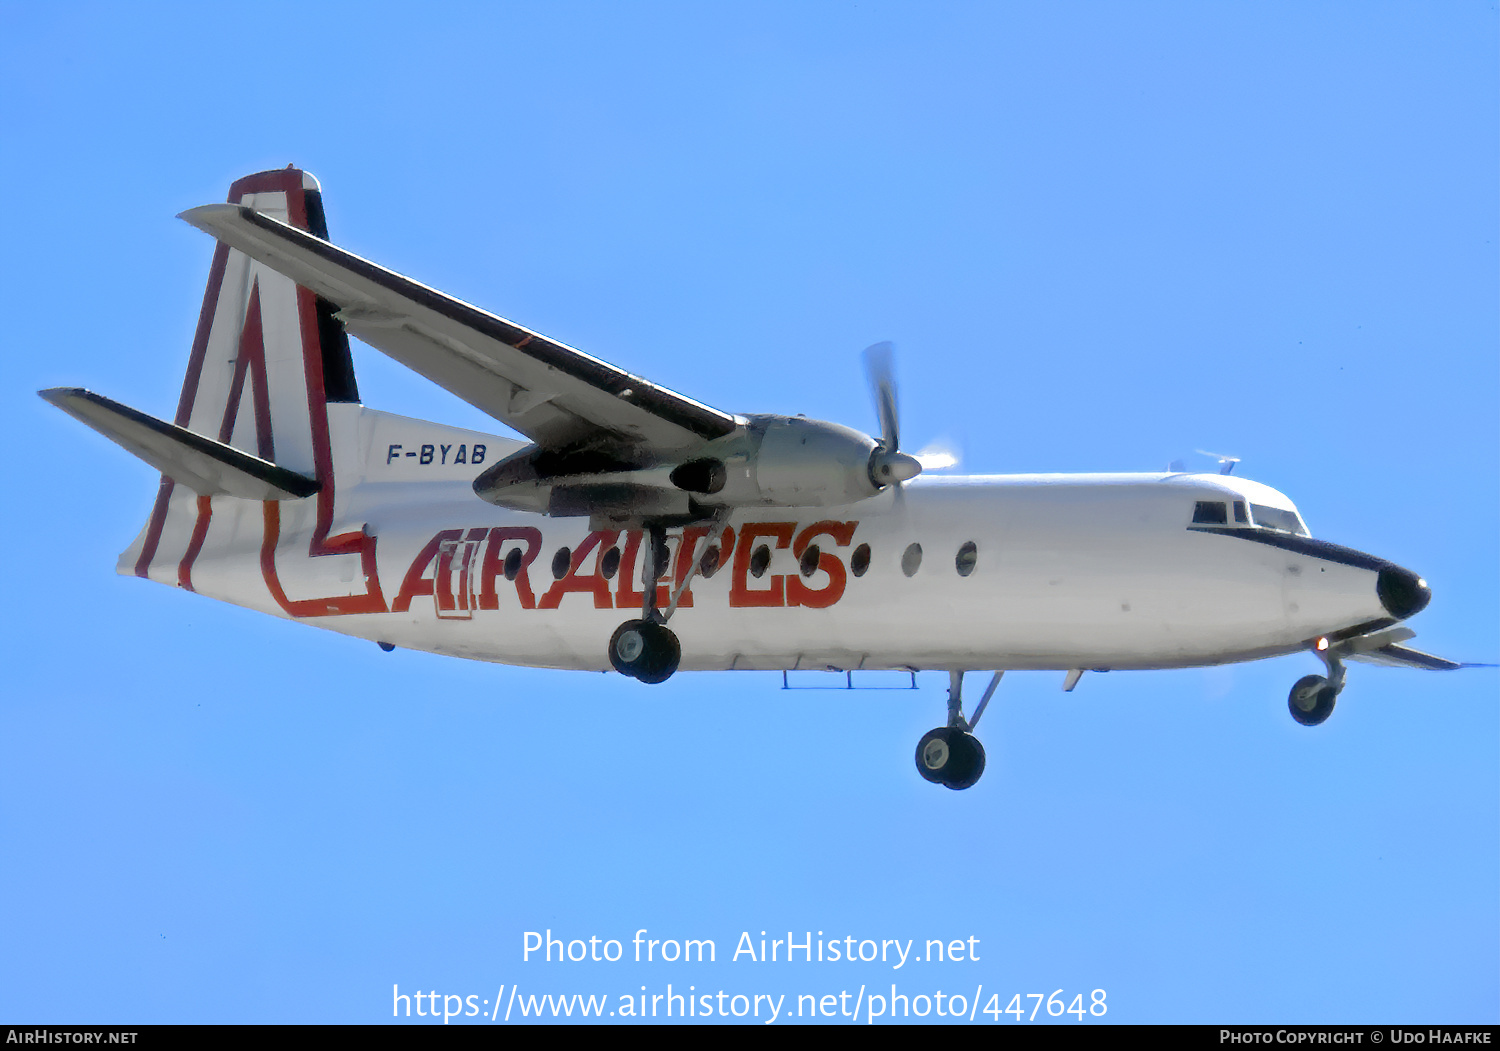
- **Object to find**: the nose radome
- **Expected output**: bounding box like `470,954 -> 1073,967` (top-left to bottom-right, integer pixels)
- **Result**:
1377,565 -> 1431,620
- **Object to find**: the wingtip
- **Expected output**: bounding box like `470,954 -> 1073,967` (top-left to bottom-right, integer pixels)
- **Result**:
176,202 -> 239,230
38,386 -> 86,406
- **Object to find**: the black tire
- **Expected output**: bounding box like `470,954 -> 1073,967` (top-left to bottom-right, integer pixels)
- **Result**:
943,733 -> 986,790
634,622 -> 681,685
1288,674 -> 1337,726
608,620 -> 681,684
915,727 -> 986,789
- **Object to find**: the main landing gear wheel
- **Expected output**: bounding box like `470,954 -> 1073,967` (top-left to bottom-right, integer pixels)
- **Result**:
1288,674 -> 1337,727
915,727 -> 986,790
609,619 -> 681,685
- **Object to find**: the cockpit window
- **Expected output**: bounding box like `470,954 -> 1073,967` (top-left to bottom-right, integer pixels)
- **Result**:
1250,504 -> 1308,536
1192,501 -> 1228,525
1189,495 -> 1310,537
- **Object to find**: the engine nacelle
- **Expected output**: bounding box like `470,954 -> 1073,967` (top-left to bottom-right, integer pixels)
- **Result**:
472,414 -> 894,519
741,414 -> 882,507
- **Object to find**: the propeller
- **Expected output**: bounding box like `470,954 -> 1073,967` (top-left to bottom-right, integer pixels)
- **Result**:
863,342 -> 924,489
1195,448 -> 1241,475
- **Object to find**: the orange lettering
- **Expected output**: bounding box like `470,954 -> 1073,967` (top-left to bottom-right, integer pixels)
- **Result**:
615,530 -> 671,610
539,530 -> 620,610
434,527 -> 487,613
728,522 -> 794,607
479,526 -> 543,610
667,526 -> 714,609
786,520 -> 856,609
391,529 -> 463,613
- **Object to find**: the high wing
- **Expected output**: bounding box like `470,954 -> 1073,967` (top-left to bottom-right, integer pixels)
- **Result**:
177,203 -> 741,457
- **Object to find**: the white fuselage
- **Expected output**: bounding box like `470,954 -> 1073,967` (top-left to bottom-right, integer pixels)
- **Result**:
138,409 -> 1398,675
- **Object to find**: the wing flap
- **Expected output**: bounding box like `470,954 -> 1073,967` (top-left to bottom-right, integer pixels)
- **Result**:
331,316 -> 596,450
40,388 -> 319,501
177,204 -> 740,454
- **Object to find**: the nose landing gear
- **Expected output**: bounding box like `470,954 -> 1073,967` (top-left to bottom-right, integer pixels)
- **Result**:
1288,639 -> 1346,726
915,670 -> 1001,789
1288,674 -> 1338,726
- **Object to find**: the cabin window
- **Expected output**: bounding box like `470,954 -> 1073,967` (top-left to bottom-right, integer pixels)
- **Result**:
799,544 -> 821,578
503,547 -> 523,581
850,543 -> 871,577
551,547 -> 572,580
749,544 -> 772,579
1192,501 -> 1228,525
901,542 -> 923,577
955,541 -> 978,577
600,546 -> 621,580
700,544 -> 722,578
1251,504 -> 1308,536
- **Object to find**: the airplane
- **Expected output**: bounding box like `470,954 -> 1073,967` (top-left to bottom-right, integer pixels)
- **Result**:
40,166 -> 1475,791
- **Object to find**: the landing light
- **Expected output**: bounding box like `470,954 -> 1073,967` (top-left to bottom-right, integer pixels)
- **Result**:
1315,637 -> 1329,652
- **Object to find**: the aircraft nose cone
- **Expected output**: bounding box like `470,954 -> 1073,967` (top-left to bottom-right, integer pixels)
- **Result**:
1377,564 -> 1431,620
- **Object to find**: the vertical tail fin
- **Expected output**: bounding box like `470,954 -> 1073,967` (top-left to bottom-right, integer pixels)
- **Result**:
124,167 -> 386,616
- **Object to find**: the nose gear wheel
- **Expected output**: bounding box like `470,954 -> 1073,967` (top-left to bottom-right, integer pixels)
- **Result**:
1287,674 -> 1337,726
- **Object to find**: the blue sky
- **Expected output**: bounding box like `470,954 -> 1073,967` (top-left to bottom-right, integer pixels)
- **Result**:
2,1 -> 1495,1025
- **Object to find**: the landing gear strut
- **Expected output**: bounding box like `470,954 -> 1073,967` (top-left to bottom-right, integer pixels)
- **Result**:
1288,640 -> 1345,727
609,525 -> 680,684
915,671 -> 999,790
608,517 -> 725,685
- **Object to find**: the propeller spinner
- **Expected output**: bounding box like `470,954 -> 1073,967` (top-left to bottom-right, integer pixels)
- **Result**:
863,342 -> 924,488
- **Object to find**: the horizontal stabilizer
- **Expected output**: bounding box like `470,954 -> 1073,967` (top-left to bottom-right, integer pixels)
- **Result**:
39,388 -> 320,501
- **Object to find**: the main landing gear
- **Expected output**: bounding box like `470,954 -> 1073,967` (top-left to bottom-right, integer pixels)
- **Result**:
609,526 -> 680,684
609,619 -> 679,685
916,671 -> 1001,790
609,519 -> 724,685
1288,640 -> 1345,727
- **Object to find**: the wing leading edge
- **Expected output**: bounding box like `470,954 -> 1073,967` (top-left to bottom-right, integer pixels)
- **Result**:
177,203 -> 741,457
